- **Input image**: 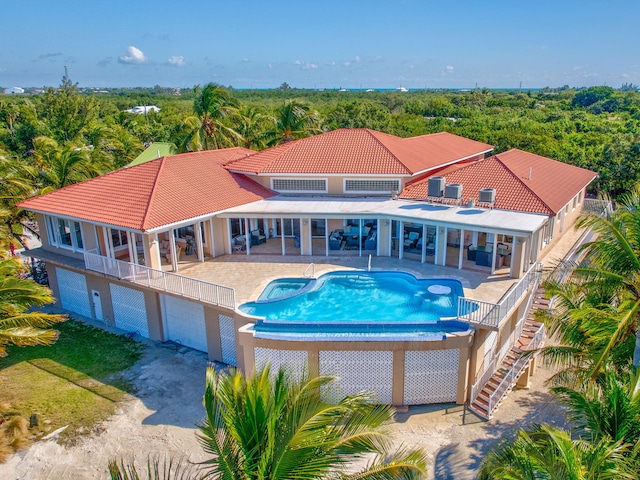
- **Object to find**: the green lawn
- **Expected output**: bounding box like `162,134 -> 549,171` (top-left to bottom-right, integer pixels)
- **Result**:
0,320 -> 144,443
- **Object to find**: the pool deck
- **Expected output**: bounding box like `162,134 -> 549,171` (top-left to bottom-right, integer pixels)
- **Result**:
175,226 -> 585,306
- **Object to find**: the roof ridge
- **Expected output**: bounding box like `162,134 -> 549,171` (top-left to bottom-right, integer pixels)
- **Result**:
365,129 -> 412,175
493,153 -> 555,215
140,157 -> 167,231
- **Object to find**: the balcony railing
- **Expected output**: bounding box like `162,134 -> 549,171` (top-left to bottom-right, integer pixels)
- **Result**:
458,262 -> 543,329
83,251 -> 236,309
583,198 -> 613,216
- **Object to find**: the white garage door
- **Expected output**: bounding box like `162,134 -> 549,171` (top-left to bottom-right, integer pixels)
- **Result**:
161,294 -> 207,352
109,284 -> 149,338
55,268 -> 91,318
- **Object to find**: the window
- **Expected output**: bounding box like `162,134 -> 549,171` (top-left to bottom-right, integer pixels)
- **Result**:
272,178 -> 327,193
45,215 -> 85,251
110,229 -> 128,249
344,179 -> 400,193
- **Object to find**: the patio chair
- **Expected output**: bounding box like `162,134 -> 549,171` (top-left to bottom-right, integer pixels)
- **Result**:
250,229 -> 266,246
329,232 -> 342,250
404,231 -> 420,249
164,244 -> 183,264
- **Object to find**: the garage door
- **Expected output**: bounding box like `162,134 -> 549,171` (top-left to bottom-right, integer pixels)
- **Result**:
55,268 -> 91,318
109,284 -> 149,338
161,294 -> 207,352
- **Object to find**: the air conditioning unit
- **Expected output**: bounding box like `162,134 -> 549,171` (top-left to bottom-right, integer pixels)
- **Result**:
445,184 -> 463,200
479,188 -> 496,203
427,176 -> 445,197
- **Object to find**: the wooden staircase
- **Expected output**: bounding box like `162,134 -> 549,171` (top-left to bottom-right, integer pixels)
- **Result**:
469,287 -> 549,420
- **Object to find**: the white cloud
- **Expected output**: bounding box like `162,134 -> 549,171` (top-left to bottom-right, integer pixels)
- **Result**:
119,46 -> 147,64
293,60 -> 303,65
241,57 -> 250,63
445,65 -> 454,73
354,55 -> 361,63
167,55 -> 186,67
342,61 -> 351,67
326,61 -> 336,66
267,63 -> 273,69
302,63 -> 318,70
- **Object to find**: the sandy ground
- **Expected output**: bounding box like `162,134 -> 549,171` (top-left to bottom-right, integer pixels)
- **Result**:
0,337 -> 566,480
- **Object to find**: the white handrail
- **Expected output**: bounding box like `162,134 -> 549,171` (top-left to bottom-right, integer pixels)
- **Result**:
303,263 -> 315,278
487,324 -> 546,417
83,251 -> 236,309
458,262 -> 543,328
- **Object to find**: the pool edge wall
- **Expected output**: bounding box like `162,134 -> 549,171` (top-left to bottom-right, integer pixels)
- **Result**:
234,310 -> 476,406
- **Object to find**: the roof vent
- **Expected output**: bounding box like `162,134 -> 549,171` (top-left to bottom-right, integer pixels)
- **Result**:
427,176 -> 445,197
479,188 -> 496,204
444,184 -> 463,200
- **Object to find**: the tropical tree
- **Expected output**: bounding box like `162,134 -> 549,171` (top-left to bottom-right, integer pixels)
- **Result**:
0,149 -> 37,251
235,105 -> 269,150
109,365 -> 428,480
32,136 -> 102,192
478,424 -> 637,480
264,100 -> 322,146
182,84 -> 242,151
0,257 -> 66,356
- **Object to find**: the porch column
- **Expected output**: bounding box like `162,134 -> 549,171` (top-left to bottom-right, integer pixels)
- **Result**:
280,218 -> 285,255
491,235 -> 498,275
358,219 -> 363,257
169,230 -> 178,272
399,221 -> 404,259
325,219 -> 329,257
421,224 -> 427,263
244,218 -> 250,255
127,231 -> 137,264
458,228 -> 465,269
195,221 -> 204,262
441,227 -> 448,266
226,219 -> 233,254
208,220 -> 216,258
102,228 -> 113,258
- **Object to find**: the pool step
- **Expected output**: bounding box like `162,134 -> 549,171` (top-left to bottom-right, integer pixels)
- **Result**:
469,287 -> 548,420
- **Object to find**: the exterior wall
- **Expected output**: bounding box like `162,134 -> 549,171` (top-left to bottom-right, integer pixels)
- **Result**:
211,217 -> 229,256
81,222 -> 99,253
235,312 -> 476,406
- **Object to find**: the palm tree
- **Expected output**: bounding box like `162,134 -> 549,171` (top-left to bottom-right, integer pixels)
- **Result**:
0,257 -> 67,357
109,365 -> 428,480
539,185 -> 640,379
236,105 -> 268,150
478,423 -> 637,479
182,84 -> 242,151
32,136 -> 101,193
264,100 -> 322,146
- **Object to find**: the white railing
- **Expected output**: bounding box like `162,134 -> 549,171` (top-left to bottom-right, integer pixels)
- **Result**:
458,262 -> 543,329
303,263 -> 315,278
470,355 -> 497,402
582,198 -> 613,216
485,323 -> 546,418
83,251 -> 236,309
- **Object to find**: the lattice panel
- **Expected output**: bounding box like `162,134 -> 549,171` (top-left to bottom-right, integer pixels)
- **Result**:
254,347 -> 307,382
110,283 -> 149,338
55,268 -> 92,318
403,349 -> 460,405
161,294 -> 207,352
218,314 -> 237,366
483,331 -> 498,373
319,350 -> 393,404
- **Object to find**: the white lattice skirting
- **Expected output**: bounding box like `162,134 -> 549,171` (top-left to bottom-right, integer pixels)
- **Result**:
254,347 -> 308,382
219,314 -> 237,366
319,350 -> 393,404
404,349 -> 459,404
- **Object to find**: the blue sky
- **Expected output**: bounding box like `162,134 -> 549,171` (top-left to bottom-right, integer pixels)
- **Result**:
2,0 -> 638,89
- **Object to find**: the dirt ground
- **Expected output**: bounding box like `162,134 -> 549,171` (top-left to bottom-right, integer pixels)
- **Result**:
0,340 -> 566,480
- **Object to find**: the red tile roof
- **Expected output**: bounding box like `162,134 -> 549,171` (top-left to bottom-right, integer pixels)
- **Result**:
18,148 -> 276,231
225,128 -> 493,175
401,149 -> 597,215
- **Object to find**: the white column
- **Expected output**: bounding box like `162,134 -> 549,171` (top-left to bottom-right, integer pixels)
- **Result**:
421,224 -> 427,263
127,231 -> 137,264
442,227 -> 448,266
244,218 -> 250,255
491,235 -> 498,275
103,228 -> 112,258
226,219 -> 232,254
458,229 -> 465,269
358,219 -> 363,257
325,219 -> 329,256
209,220 -> 216,258
281,218 -> 285,256
195,221 -> 204,262
169,229 -> 178,272
399,221 -> 404,259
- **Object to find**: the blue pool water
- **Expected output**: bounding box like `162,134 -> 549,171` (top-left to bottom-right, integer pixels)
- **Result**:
239,271 -> 465,323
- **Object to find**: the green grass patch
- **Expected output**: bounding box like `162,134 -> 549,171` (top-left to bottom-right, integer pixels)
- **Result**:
0,320 -> 144,443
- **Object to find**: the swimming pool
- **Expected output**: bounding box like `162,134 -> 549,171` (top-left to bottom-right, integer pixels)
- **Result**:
239,271 -> 465,323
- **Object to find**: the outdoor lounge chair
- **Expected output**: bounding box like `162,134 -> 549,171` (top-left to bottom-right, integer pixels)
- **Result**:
404,231 -> 420,249
250,229 -> 266,246
329,232 -> 342,250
